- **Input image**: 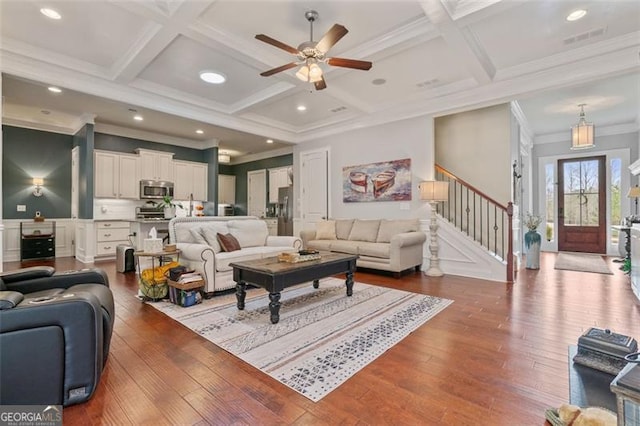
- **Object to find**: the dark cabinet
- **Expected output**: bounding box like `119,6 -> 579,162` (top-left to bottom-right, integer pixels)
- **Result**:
20,221 -> 56,261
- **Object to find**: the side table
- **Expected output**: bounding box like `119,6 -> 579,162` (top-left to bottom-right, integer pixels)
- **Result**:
134,249 -> 180,301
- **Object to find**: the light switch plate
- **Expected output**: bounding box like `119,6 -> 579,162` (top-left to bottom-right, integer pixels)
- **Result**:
17,205 -> 26,212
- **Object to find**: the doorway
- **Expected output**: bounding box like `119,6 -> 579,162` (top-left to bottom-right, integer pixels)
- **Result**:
557,156 -> 606,253
247,169 -> 267,218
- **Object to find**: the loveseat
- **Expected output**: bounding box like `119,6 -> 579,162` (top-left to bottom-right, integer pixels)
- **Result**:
169,216 -> 302,294
300,218 -> 426,277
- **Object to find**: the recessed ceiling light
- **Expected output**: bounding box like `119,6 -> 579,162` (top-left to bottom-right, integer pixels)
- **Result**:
133,115 -> 143,121
47,86 -> 62,93
40,8 -> 61,20
196,129 -> 204,134
566,9 -> 587,21
266,139 -> 274,144
372,78 -> 386,85
199,71 -> 226,84
297,105 -> 307,111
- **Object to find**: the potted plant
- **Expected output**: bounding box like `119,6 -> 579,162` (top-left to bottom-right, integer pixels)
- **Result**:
147,196 -> 183,219
524,212 -> 542,269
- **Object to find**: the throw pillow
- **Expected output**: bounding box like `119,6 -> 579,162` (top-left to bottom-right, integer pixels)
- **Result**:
335,219 -> 355,240
348,219 -> 380,242
316,220 -> 337,240
189,228 -> 208,245
217,233 -> 241,252
376,219 -> 420,243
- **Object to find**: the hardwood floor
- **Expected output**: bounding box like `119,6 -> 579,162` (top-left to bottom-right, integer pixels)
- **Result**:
4,253 -> 639,425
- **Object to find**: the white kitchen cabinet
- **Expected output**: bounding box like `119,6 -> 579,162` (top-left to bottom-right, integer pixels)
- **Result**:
94,151 -> 139,199
137,148 -> 174,181
218,174 -> 236,204
268,167 -> 291,203
95,221 -> 130,258
173,160 -> 208,201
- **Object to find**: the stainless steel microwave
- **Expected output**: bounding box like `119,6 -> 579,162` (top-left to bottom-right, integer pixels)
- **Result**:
140,180 -> 174,199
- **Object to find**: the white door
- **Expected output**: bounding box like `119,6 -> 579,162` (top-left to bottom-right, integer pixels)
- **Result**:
248,169 -> 267,218
300,148 -> 329,227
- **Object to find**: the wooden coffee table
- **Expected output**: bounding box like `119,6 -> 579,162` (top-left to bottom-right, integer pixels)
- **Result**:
230,252 -> 358,324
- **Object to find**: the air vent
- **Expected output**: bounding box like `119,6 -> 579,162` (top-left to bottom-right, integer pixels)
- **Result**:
564,27 -> 607,45
416,78 -> 440,88
330,106 -> 347,113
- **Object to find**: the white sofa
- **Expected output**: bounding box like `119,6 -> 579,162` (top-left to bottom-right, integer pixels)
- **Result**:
300,218 -> 426,277
168,216 -> 302,294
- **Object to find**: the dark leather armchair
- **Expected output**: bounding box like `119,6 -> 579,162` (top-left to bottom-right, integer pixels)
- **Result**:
0,266 -> 114,406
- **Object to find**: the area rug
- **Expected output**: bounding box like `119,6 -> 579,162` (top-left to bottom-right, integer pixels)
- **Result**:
147,277 -> 452,402
554,252 -> 613,275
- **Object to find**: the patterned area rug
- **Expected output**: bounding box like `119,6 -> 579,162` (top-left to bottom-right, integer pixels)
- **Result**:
147,277 -> 452,402
554,252 -> 613,275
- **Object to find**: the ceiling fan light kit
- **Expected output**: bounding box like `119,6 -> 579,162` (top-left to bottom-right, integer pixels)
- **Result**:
256,10 -> 372,90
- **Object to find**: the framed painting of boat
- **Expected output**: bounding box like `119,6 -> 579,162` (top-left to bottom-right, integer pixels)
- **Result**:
342,158 -> 412,202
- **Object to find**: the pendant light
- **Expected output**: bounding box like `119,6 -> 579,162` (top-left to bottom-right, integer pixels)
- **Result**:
571,104 -> 595,150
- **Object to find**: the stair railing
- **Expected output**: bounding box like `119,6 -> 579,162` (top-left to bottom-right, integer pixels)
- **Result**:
435,164 -> 514,282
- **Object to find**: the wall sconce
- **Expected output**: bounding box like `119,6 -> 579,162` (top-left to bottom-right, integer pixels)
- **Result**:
32,177 -> 44,197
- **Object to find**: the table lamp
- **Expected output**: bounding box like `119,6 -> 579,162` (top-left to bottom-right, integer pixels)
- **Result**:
627,186 -> 640,216
419,181 -> 449,277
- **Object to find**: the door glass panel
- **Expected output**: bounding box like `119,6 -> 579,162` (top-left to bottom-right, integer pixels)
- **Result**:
545,163 -> 555,242
563,159 -> 599,227
610,158 -> 621,245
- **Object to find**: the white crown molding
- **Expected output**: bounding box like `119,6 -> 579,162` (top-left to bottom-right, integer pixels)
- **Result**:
534,121 -> 639,145
2,117 -> 79,135
510,100 -> 534,143
232,146 -> 293,165
94,122 -> 218,149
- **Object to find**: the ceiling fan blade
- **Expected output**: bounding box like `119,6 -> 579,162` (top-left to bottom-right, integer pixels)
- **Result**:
315,24 -> 348,53
314,77 -> 327,91
260,62 -> 298,77
326,57 -> 372,70
255,34 -> 300,55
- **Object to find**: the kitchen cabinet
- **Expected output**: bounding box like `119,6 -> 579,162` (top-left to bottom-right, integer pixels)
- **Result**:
94,151 -> 139,199
95,221 -> 131,258
268,166 -> 292,203
263,218 -> 277,236
137,148 -> 174,182
173,160 -> 208,201
218,174 -> 236,204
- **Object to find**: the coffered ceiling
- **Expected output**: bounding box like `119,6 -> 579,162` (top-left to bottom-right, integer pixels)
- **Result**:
1,0 -> 639,160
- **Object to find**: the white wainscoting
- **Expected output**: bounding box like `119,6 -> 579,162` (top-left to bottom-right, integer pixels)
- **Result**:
75,219 -> 96,264
2,219 -> 75,262
420,218 -> 507,283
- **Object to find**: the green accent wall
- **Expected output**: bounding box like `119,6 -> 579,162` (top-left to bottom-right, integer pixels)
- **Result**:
2,125 -> 73,219
227,154 -> 293,215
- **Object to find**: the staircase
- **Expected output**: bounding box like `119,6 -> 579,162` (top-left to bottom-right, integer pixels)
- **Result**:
435,164 -> 514,283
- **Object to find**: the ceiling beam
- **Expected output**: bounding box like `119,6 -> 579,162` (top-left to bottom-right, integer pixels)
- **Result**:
419,0 -> 495,85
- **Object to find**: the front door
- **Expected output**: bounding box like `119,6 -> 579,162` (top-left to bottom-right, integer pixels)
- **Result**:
558,156 -> 606,253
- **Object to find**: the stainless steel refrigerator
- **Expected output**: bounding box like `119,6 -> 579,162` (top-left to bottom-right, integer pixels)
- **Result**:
277,186 -> 293,236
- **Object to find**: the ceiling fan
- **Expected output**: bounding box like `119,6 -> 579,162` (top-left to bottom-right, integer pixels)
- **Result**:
255,10 -> 372,91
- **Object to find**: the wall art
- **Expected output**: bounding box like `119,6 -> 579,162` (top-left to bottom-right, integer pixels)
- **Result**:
343,158 -> 411,202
